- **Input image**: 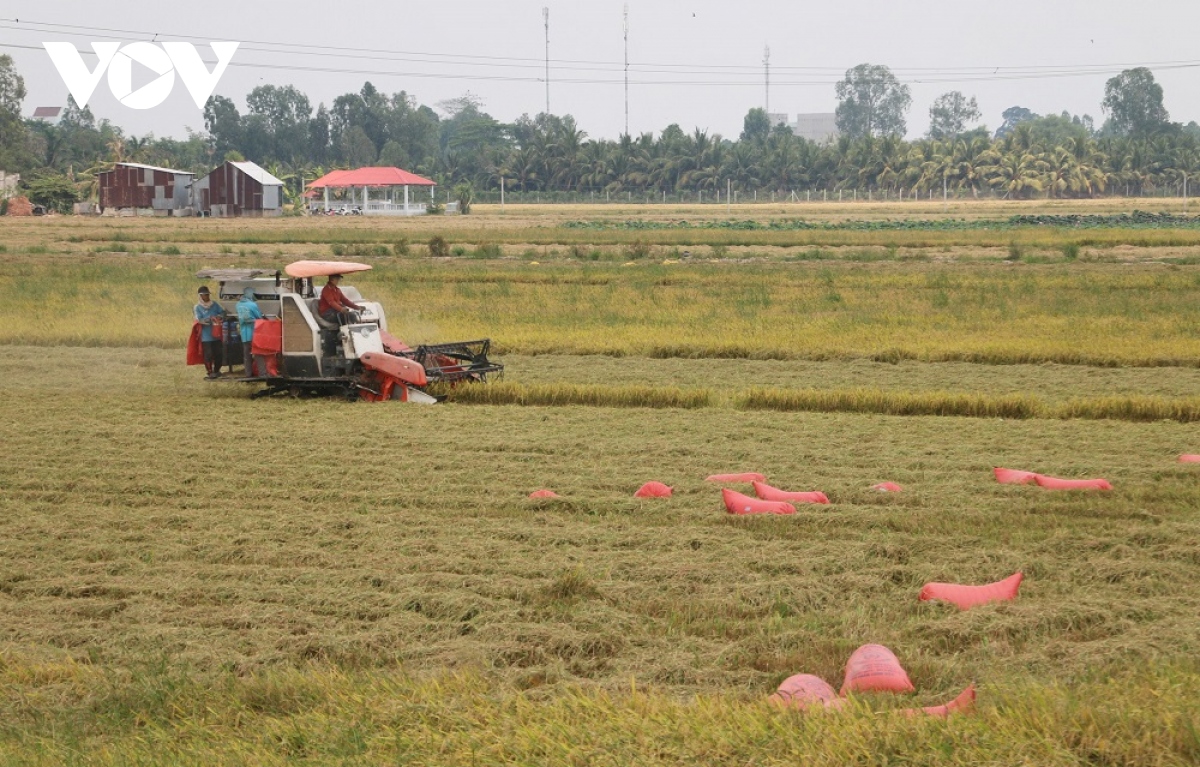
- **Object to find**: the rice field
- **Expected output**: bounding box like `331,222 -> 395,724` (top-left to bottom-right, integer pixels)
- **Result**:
5,254 -> 1200,368
1,203 -> 1198,765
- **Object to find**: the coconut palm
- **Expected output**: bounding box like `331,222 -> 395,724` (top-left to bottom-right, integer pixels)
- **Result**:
984,151 -> 1047,199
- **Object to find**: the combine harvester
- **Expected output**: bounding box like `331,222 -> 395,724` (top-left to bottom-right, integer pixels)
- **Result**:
196,260 -> 502,403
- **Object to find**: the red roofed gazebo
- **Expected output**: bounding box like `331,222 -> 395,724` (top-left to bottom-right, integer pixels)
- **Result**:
306,166 -> 437,216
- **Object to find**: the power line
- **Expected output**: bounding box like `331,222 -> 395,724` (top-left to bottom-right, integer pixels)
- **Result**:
7,39 -> 1197,89
7,16 -> 1200,80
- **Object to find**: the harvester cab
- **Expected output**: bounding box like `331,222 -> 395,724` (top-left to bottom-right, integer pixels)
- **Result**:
194,260 -> 502,402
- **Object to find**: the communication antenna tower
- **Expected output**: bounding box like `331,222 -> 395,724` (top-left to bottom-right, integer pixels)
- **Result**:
624,4 -> 630,136
764,45 -> 770,115
543,7 -> 550,115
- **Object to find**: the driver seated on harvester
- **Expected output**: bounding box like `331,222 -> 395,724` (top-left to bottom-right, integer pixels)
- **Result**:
318,273 -> 363,327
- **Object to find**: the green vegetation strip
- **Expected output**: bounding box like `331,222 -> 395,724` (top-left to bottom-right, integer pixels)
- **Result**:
6,257 -> 1200,369
1,661 -> 1196,766
442,381 -> 1200,422
562,211 -> 1200,231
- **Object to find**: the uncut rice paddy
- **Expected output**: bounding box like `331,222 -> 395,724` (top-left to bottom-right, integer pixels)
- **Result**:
1,205 -> 1199,765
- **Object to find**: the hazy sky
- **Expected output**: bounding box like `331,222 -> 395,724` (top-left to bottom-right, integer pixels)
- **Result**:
4,0 -> 1199,142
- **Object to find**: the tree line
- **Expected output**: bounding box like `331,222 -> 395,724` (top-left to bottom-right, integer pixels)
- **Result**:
1,55 -> 1198,212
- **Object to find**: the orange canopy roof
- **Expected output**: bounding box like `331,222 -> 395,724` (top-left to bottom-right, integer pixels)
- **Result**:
285,260 -> 373,278
307,167 -> 435,189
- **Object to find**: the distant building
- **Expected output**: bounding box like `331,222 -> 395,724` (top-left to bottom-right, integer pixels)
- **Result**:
771,112 -> 839,143
98,162 -> 195,215
306,166 -> 437,216
192,160 -> 285,217
767,112 -> 791,128
32,106 -> 62,125
0,170 -> 18,199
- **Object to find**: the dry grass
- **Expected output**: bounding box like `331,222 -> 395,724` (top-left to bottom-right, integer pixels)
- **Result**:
2,210 -> 1200,762
435,378 -> 1200,423
740,386 -> 1200,422
2,198 -> 1198,255
1,346 -> 1199,762
435,380 -> 712,409
502,353 -> 1200,402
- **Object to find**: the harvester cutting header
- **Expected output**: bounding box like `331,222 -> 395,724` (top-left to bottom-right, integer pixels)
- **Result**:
189,260 -> 502,402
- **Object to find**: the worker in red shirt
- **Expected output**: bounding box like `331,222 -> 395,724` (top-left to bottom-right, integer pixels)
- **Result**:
317,274 -> 363,326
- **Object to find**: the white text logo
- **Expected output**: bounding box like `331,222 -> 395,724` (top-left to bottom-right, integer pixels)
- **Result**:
43,42 -> 239,110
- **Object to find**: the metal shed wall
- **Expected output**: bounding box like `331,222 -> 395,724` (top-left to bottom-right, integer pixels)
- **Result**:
202,162 -> 281,217
98,165 -> 192,211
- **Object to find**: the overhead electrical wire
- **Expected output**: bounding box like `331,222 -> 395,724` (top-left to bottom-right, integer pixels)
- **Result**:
4,17 -> 1199,86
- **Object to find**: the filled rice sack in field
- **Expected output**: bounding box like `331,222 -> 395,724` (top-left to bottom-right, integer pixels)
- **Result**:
919,572 -> 1023,609
634,481 -> 673,498
840,644 -> 915,696
529,489 -> 561,499
752,481 -> 830,504
902,685 -> 976,718
1033,475 -> 1112,491
871,482 -> 904,493
994,467 -> 1040,485
706,472 -> 766,483
1178,454 -> 1200,463
722,488 -> 795,516
769,674 -> 842,710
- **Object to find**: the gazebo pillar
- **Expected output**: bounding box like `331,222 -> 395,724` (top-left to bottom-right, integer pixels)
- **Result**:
403,184 -> 409,214
323,187 -> 329,212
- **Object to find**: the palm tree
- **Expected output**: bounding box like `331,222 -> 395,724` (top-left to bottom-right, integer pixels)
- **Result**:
954,136 -> 991,198
983,151 -> 1047,199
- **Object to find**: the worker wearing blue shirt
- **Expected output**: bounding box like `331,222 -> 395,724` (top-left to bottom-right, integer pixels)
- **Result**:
194,286 -> 226,379
236,287 -> 264,376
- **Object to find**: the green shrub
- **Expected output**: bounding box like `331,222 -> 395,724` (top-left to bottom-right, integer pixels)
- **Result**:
1006,241 -> 1024,261
472,242 -> 501,259
451,245 -> 467,257
1061,242 -> 1080,260
452,183 -> 473,215
428,236 -> 449,258
393,239 -> 410,256
623,240 -> 652,260
161,245 -> 181,256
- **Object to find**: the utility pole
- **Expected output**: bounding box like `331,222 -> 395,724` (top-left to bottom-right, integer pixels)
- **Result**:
623,4 -> 630,136
763,45 -> 770,115
543,7 -> 550,115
